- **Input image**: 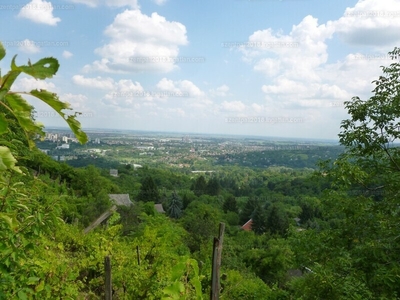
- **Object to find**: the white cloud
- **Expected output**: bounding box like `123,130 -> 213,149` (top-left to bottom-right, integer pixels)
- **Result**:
18,39 -> 41,54
156,78 -> 204,97
153,0 -> 167,5
241,5 -> 398,112
333,0 -> 400,47
61,93 -> 89,110
220,100 -> 246,112
72,75 -> 115,90
210,85 -> 230,97
62,50 -> 73,59
84,9 -> 188,73
254,58 -> 280,77
242,15 -> 334,84
13,77 -> 56,92
18,0 -> 61,26
68,0 -> 138,8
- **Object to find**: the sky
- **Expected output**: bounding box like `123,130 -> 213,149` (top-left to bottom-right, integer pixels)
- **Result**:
1,0 -> 400,140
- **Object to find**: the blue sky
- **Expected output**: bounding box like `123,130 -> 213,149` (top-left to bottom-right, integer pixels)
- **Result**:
1,0 -> 400,139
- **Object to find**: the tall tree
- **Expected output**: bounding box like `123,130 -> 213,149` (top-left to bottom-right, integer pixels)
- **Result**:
206,176 -> 221,196
266,204 -> 289,237
167,190 -> 182,219
190,175 -> 206,197
292,48 -> 400,299
239,197 -> 260,224
137,176 -> 159,203
252,203 -> 267,235
223,194 -> 238,213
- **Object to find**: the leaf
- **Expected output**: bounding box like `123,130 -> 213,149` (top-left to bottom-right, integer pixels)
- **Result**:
27,277 -> 40,285
13,57 -> 59,80
0,113 -> 8,134
0,42 -> 5,61
162,281 -> 185,300
0,69 -> 21,98
17,290 -> 28,300
0,146 -> 21,173
35,280 -> 44,292
0,213 -> 14,229
4,93 -> 44,146
29,89 -> 88,144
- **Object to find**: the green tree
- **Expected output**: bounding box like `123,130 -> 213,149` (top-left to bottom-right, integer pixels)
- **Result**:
206,176 -> 221,196
181,201 -> 221,252
266,204 -> 289,237
137,176 -> 160,203
191,175 -> 207,197
252,203 -> 268,235
239,197 -> 260,225
292,47 -> 400,299
167,190 -> 182,219
298,196 -> 322,224
222,194 -> 238,213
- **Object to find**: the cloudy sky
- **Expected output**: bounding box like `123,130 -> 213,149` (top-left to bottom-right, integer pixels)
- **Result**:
1,0 -> 400,140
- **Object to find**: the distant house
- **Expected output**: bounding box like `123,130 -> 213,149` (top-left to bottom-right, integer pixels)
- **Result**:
154,203 -> 165,214
110,169 -> 118,177
56,143 -> 70,149
83,194 -> 132,234
39,149 -> 49,154
241,219 -> 253,231
109,194 -> 132,206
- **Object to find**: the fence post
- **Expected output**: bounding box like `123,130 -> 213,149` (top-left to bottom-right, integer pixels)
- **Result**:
210,222 -> 225,300
105,256 -> 112,300
137,245 -> 141,265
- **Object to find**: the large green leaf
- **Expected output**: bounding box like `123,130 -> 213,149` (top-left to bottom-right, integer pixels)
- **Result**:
0,42 -> 5,61
0,60 -> 22,102
0,113 -> 8,134
0,146 -> 21,173
4,93 -> 44,147
12,57 -> 59,80
30,89 -> 88,144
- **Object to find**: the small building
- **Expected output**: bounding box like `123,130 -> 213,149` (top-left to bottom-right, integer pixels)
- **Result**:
154,203 -> 165,214
110,169 -> 119,177
108,194 -> 132,207
56,143 -> 70,149
241,219 -> 253,231
83,194 -> 132,234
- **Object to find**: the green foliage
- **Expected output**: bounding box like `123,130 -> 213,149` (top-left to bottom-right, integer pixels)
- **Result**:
181,201 -> 222,253
243,238 -> 294,287
239,197 -> 261,225
266,203 -> 290,237
167,191 -> 182,219
191,175 -> 207,197
290,48 -> 400,299
251,203 -> 268,235
137,176 -> 160,203
222,194 -> 238,214
162,258 -> 204,300
0,42 -> 87,161
220,270 -> 273,300
206,177 -> 221,196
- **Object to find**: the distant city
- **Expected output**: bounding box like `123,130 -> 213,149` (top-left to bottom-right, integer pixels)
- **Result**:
37,127 -> 344,169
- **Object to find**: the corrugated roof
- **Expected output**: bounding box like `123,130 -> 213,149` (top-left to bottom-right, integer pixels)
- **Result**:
108,194 -> 132,207
154,203 -> 165,213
